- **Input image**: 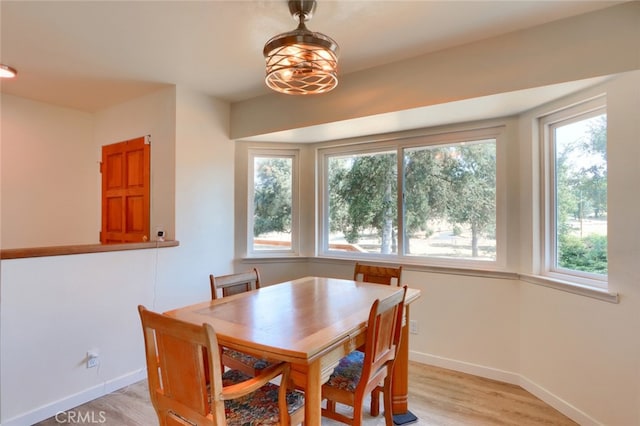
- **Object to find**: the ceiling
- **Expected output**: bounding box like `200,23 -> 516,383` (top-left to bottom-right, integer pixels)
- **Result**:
0,1 -> 623,140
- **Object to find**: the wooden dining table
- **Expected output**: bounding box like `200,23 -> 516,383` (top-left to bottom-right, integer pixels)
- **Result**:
164,276 -> 421,426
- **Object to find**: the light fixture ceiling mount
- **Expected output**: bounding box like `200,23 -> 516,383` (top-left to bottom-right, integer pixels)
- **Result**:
263,0 -> 339,95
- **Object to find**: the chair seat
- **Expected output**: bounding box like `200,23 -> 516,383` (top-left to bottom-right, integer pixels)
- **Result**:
222,369 -> 305,425
325,350 -> 365,392
223,348 -> 274,371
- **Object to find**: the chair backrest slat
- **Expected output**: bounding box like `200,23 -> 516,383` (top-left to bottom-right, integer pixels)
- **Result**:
353,263 -> 402,286
156,332 -> 208,412
210,268 -> 261,300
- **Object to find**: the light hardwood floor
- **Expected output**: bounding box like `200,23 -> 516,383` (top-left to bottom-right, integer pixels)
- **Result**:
35,362 -> 577,425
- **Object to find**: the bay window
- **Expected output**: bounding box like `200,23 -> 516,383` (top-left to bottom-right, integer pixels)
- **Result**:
319,126 -> 504,268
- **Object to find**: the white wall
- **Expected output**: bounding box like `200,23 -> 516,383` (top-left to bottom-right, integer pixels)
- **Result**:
516,71 -> 640,425
157,86 -> 236,313
94,87 -> 177,242
1,86 -> 178,249
0,86 -> 235,425
1,95 -> 96,248
1,250 -> 158,424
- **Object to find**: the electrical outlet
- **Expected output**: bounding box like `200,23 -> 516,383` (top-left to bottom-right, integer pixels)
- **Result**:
87,351 -> 99,368
409,320 -> 418,335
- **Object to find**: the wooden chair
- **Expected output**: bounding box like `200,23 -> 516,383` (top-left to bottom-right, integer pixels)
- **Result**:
138,305 -> 305,426
209,268 -> 276,376
353,263 -> 403,354
210,268 -> 261,300
321,286 -> 408,426
353,263 -> 402,286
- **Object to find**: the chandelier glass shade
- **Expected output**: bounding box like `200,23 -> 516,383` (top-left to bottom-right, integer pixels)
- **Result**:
263,1 -> 339,95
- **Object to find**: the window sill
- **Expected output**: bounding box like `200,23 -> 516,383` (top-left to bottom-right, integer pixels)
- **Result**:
519,273 -> 618,303
240,255 -> 310,264
0,240 -> 179,260
242,255 -> 619,303
243,255 -> 519,279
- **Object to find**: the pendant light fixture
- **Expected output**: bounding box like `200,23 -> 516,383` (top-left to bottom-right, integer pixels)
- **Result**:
263,0 -> 339,95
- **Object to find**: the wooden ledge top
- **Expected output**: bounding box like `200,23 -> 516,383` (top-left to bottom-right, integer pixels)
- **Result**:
0,240 -> 179,260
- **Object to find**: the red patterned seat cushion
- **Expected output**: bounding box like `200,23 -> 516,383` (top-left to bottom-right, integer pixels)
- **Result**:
221,369 -> 305,425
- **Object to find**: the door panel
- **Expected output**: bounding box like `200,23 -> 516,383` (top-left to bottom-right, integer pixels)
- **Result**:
105,197 -> 123,232
106,153 -> 123,189
126,195 -> 145,232
101,137 -> 150,244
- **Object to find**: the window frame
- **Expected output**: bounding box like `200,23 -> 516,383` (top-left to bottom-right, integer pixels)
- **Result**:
539,96 -> 608,289
320,144 -> 400,258
247,148 -> 300,257
317,125 -> 507,270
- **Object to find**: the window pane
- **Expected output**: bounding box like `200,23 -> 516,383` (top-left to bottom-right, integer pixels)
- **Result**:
327,151 -> 398,254
404,140 -> 496,260
253,157 -> 292,250
554,114 -> 607,275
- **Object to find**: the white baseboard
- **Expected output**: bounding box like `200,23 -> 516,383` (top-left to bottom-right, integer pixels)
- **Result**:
409,350 -> 602,426
518,375 -> 602,426
1,368 -> 147,426
411,351 -> 521,385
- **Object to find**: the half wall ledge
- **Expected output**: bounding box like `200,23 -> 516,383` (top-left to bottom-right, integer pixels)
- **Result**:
0,240 -> 179,260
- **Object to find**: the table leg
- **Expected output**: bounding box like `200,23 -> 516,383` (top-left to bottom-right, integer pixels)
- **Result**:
392,305 -> 418,425
304,359 -> 322,426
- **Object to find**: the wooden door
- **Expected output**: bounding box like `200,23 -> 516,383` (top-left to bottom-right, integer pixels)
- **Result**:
101,136 -> 150,244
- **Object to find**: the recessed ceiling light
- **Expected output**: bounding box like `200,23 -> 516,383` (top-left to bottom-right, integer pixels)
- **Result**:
0,64 -> 18,78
